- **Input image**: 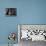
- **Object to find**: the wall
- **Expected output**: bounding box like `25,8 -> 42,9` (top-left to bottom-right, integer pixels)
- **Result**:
0,0 -> 46,45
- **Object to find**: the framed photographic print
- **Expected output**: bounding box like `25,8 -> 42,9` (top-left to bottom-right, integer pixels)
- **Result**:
5,8 -> 17,16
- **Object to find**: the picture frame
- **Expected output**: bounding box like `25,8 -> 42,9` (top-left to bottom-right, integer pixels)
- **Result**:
5,8 -> 17,16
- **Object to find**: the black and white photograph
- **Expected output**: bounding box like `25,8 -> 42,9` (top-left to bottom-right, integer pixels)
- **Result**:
5,8 -> 17,16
